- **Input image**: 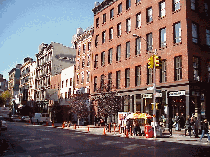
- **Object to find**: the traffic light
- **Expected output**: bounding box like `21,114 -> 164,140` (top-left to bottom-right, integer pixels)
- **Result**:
154,55 -> 159,67
156,56 -> 162,69
148,55 -> 154,69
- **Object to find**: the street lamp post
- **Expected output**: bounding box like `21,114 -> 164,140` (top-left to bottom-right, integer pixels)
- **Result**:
133,34 -> 157,138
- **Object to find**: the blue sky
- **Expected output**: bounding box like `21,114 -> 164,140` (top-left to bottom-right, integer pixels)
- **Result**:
0,0 -> 100,80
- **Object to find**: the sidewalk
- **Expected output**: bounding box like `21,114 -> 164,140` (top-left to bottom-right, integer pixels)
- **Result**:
37,122 -> 210,146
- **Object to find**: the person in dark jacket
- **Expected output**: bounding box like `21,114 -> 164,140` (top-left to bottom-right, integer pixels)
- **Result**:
168,118 -> 173,136
199,119 -> 210,142
185,115 -> 191,136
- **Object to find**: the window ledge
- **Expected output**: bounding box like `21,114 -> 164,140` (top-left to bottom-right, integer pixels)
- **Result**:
146,21 -> 153,25
172,9 -> 181,14
173,42 -> 182,46
117,35 -> 122,38
135,54 -> 141,57
158,15 -> 166,20
135,26 -> 142,30
126,8 -> 131,12
110,17 -> 114,21
116,60 -> 121,63
102,22 -> 106,26
109,39 -> 113,42
125,57 -> 131,60
159,45 -> 167,50
135,2 -> 142,6
117,13 -> 122,17
126,31 -> 131,34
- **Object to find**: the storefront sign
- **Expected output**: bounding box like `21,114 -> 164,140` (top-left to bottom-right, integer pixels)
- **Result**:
169,91 -> 185,96
155,93 -> 162,97
143,94 -> 153,98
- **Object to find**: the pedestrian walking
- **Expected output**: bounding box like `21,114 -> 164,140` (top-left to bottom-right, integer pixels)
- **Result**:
199,119 -> 210,142
185,115 -> 191,136
175,113 -> 180,131
133,121 -> 138,136
168,118 -> 173,136
194,117 -> 199,138
180,113 -> 185,129
190,116 -> 195,137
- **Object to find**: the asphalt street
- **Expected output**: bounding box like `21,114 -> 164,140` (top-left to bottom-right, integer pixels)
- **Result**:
0,122 -> 210,157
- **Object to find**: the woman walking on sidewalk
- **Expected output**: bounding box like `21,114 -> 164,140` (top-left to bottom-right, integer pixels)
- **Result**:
199,119 -> 210,142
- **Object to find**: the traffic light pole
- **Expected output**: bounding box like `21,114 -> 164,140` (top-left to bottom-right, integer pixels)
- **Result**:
153,49 -> 157,138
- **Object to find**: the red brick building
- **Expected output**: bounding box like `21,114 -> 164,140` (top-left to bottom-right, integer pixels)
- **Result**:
91,0 -> 210,121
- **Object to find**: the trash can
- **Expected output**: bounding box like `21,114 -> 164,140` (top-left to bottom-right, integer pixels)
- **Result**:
145,125 -> 154,138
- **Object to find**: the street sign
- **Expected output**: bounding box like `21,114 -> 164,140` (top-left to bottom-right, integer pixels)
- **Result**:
143,94 -> 153,98
155,93 -> 162,97
169,91 -> 185,96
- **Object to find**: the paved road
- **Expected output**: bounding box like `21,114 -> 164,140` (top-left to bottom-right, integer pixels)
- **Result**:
0,122 -> 210,157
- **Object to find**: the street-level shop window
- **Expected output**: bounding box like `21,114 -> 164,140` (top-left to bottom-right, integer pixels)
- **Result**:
146,7 -> 153,23
174,56 -> 182,81
174,22 -> 181,43
159,1 -> 165,17
160,60 -> 167,83
146,33 -> 153,51
108,48 -> 113,64
126,41 -> 130,59
135,65 -> 141,86
173,0 -> 180,11
135,37 -> 141,55
193,56 -> 200,81
160,27 -> 166,48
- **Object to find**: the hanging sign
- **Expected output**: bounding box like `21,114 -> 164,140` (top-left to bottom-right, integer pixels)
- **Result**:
169,91 -> 185,96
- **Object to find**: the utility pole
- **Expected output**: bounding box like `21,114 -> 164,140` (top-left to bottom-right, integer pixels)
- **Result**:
153,49 -> 157,138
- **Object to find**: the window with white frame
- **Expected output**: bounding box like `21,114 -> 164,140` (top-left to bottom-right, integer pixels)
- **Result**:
135,37 -> 141,55
126,41 -> 130,58
193,56 -> 200,81
160,27 -> 166,48
116,45 -> 121,61
147,7 -> 153,23
118,3 -> 122,14
173,0 -> 180,11
174,22 -> 181,43
206,29 -> 210,46
135,65 -> 141,86
126,18 -> 131,32
192,23 -> 198,43
102,31 -> 106,43
125,68 -> 130,88
109,27 -> 113,40
159,1 -> 165,17
136,12 -> 141,28
117,23 -> 122,36
174,56 -> 182,81
160,60 -> 167,83
101,51 -> 105,66
110,8 -> 114,19
116,70 -> 121,89
108,48 -> 113,64
147,33 -> 153,51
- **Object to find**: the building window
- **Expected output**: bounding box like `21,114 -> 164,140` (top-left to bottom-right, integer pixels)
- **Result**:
96,17 -> 99,27
109,27 -> 113,40
94,54 -> 98,68
110,8 -> 114,19
135,37 -> 141,55
108,72 -> 112,91
173,0 -> 180,11
65,92 -> 67,99
103,13 -> 106,24
87,72 -> 90,83
118,3 -> 122,14
147,33 -> 153,51
147,68 -> 153,84
95,35 -> 99,47
192,23 -> 198,43
174,56 -> 182,81
102,31 -> 106,43
191,0 -> 196,10
116,71 -> 121,89
100,74 -> 105,90
135,65 -> 141,86
77,74 -> 79,84
62,81 -> 64,88
88,42 -> 91,51
206,29 -> 210,46
108,48 -> 113,64
126,18 -> 131,32
146,7 -> 153,23
174,22 -> 181,43
193,56 -> 200,81
87,56 -> 90,67
207,61 -> 210,82
136,0 -> 141,3
82,59 -> 85,68
101,52 -> 105,66
126,0 -> 131,10
81,74 -> 84,84
78,47 -> 81,55
83,44 -> 86,51
159,1 -> 166,17
126,41 -> 130,59
204,3 -> 209,16
68,88 -> 71,98
117,23 -> 122,36
125,68 -> 130,88
66,79 -> 68,87
116,45 -> 121,62
136,12 -> 141,28
160,28 -> 166,48
70,78 -> 72,86
160,60 -> 167,83
58,83 -> 60,90
94,76 -> 97,92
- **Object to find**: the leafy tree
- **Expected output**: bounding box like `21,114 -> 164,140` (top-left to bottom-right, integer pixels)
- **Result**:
0,90 -> 12,107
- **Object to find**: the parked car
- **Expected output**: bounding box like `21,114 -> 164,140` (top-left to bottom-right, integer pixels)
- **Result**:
31,113 -> 50,124
21,116 -> 30,122
10,115 -> 21,122
0,116 -> 7,130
